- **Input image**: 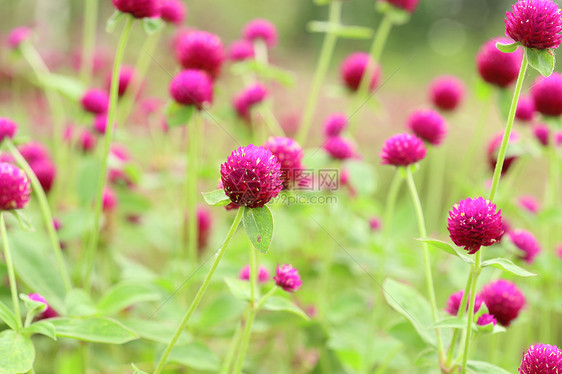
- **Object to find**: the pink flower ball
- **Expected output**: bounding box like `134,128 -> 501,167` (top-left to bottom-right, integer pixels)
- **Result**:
102,188 -> 117,212
323,136 -> 356,160
341,52 -> 381,92
228,40 -> 255,62
505,0 -> 562,50
407,109 -> 448,145
518,195 -> 540,214
0,162 -> 31,210
380,133 -> 427,167
106,65 -> 136,97
263,137 -> 304,189
112,0 -> 162,19
0,117 -> 18,143
93,114 -> 113,135
242,19 -> 278,48
519,343 -> 562,374
18,142 -> 49,165
429,75 -> 465,111
476,37 -> 523,87
197,207 -> 212,250
232,83 -> 268,121
81,89 -> 109,114
487,131 -> 520,175
160,0 -> 187,25
509,229 -> 541,264
78,129 -> 97,153
477,314 -> 497,326
531,73 -> 562,117
369,217 -> 382,231
515,96 -> 535,122
323,113 -> 348,137
175,31 -> 224,79
480,279 -> 525,327
28,293 -> 58,319
445,290 -> 483,316
169,69 -> 213,109
274,264 -> 302,292
378,0 -> 419,13
533,124 -> 550,146
239,265 -> 270,283
30,159 -> 56,194
7,27 -> 31,49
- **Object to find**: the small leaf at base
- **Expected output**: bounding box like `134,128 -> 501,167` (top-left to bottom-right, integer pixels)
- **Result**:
526,47 -> 555,77
243,206 -> 274,254
201,190 -> 232,206
495,42 -> 520,53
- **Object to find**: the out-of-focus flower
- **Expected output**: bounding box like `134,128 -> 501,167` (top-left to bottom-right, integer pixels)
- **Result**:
476,37 -> 523,87
480,279 -> 525,326
242,19 -> 278,48
175,31 -> 224,79
0,162 -> 31,210
341,52 -> 381,92
239,265 -> 270,283
380,133 -> 427,166
407,109 -> 448,146
428,75 -> 465,111
169,69 -> 213,109
274,264 -> 302,292
508,229 -> 541,264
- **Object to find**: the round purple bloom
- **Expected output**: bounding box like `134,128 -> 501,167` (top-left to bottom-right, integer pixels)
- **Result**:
239,265 -> 270,283
509,229 -> 541,264
0,162 -> 31,210
106,65 -> 135,97
515,96 -> 536,122
476,37 -> 523,87
341,52 -> 381,92
30,159 -> 56,194
93,114 -> 116,135
274,264 -> 302,293
531,73 -> 562,116
263,137 -> 304,189
445,290 -> 483,316
369,217 -> 382,231
18,142 -> 49,165
480,279 -> 525,327
380,133 -> 427,167
407,109 -> 448,145
232,83 -> 268,121
28,293 -> 58,319
7,27 -> 31,49
518,195 -> 540,214
175,31 -> 224,79
505,0 -> 562,50
477,314 -> 497,326
323,113 -> 348,137
533,124 -> 550,146
220,144 -> 282,208
81,89 -> 109,114
197,207 -> 212,250
0,118 -> 18,144
378,0 -> 419,13
242,19 -> 278,48
169,69 -> 213,109
160,0 -> 186,25
112,0 -> 162,18
487,131 -> 520,175
228,40 -> 255,62
324,136 -> 355,160
429,75 -> 465,111
447,197 -> 503,254
519,344 -> 562,374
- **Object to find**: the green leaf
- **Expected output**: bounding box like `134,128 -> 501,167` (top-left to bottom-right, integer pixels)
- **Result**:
224,278 -> 251,301
39,73 -> 86,101
196,295 -> 245,328
166,342 -> 220,371
8,210 -> 34,232
0,330 -> 35,374
466,360 -> 511,374
526,47 -> 555,77
429,316 -> 466,329
261,296 -> 310,320
345,160 -> 377,195
131,363 -> 149,374
19,294 -> 46,321
22,320 -> 56,341
307,21 -> 373,39
495,41 -> 520,53
0,301 -> 18,330
383,278 -> 436,346
121,318 -> 191,345
97,282 -> 160,315
243,206 -> 274,254
50,317 -> 138,344
375,2 -> 411,25
481,257 -> 536,277
416,238 -> 474,264
201,189 -> 232,206
142,17 -> 164,35
106,10 -> 124,33
65,289 -> 97,317
166,102 -> 195,128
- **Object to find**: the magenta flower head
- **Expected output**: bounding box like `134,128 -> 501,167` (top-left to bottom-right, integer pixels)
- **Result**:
0,163 -> 31,210
263,137 -> 304,189
175,31 -> 224,79
102,187 -> 117,212
323,113 -> 348,137
197,207 -> 212,250
0,118 -> 18,144
429,75 -> 465,111
380,133 -> 427,167
533,124 -> 550,146
7,27 -> 31,49
341,52 -> 381,92
160,0 -> 186,25
28,293 -> 58,319
480,279 -> 525,326
519,344 -> 562,374
220,144 -> 282,208
170,69 -> 213,110
81,89 -> 109,114
445,290 -> 483,316
505,0 -> 562,50
323,136 -> 356,160
106,65 -> 135,97
509,229 -> 541,264
518,195 -> 540,214
447,197 -> 503,254
243,18 -> 278,48
93,114 -> 115,135
78,129 -> 97,153
233,83 -> 268,121
30,159 -> 56,194
378,0 -> 419,13
531,73 -> 562,116
369,217 -> 382,231
274,264 -> 302,293
229,40 -> 255,62
515,96 -> 536,122
18,142 -> 49,165
476,37 -> 523,87
112,0 -> 162,18
239,265 -> 271,283
477,314 -> 497,326
407,109 -> 448,146
487,131 -> 520,175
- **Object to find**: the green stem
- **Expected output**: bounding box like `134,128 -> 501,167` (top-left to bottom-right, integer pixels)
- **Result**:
445,271 -> 472,366
460,252 -> 481,374
256,286 -> 277,310
154,207 -> 244,374
404,167 -> 444,357
220,318 -> 245,374
80,0 -> 98,85
296,0 -> 342,145
488,52 -> 527,202
83,16 -> 134,291
7,141 -> 71,292
0,213 -> 22,330
183,111 -> 200,265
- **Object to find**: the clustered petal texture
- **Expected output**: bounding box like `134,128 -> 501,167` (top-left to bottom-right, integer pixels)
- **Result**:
263,137 -> 304,189
509,229 -> 541,264
239,265 -> 271,283
160,0 -> 186,25
531,73 -> 562,116
378,0 -> 420,13
480,279 -> 526,326
81,89 -> 109,114
505,0 -> 562,50
242,19 -> 278,48
170,69 -> 213,109
447,197 -> 503,254
407,109 -> 448,145
445,290 -> 483,316
0,117 -> 18,143
429,75 -> 465,111
341,52 -> 381,92
323,113 -> 348,137
220,144 -> 282,208
175,31 -> 224,79
324,136 -> 355,160
28,293 -> 58,319
274,264 -> 302,292
519,344 -> 562,374
477,314 -> 497,326
476,37 -> 523,87
380,133 -> 427,166
112,0 -> 162,19
233,83 -> 268,121
0,162 -> 31,210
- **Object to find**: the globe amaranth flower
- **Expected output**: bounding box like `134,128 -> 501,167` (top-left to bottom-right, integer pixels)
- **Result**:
505,0 -> 562,50
323,113 -> 348,137
480,279 -> 525,326
112,0 -> 162,18
7,27 -> 31,49
0,163 -> 31,210
229,40 -> 255,62
380,133 -> 427,166
106,65 -> 136,97
93,114 -> 115,135
518,195 -> 540,214
232,83 -> 268,121
239,265 -> 271,283
476,37 -> 523,87
407,109 -> 448,145
477,314 -> 497,326
18,142 -> 49,165
429,75 -> 465,111
0,117 -> 18,144
323,136 -> 356,160
447,197 -> 503,254
28,293 -> 58,319
445,290 -> 483,316
160,0 -> 186,25
170,69 -> 213,109
175,31 -> 224,79
102,188 -> 117,212
263,137 -> 304,189
531,73 -> 562,116
81,89 -> 109,114
515,96 -> 536,122
378,0 -> 419,13
487,131 -> 521,175
197,207 -> 212,250
341,52 -> 381,92
243,19 -> 278,49
533,124 -> 550,146
369,217 -> 382,231
519,344 -> 562,374
509,229 -> 541,264
29,159 -> 56,194
220,144 -> 282,208
274,264 -> 302,293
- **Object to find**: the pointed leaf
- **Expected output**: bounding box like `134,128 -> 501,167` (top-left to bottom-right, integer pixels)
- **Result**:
50,317 -> 138,344
481,257 -> 536,277
166,342 -> 220,371
495,42 -> 520,53
106,11 -> 124,33
65,289 -> 97,317
201,189 -> 232,206
97,282 -> 160,315
9,210 -> 34,232
417,238 -> 474,264
0,330 -> 35,374
121,318 -> 192,345
261,296 -> 310,320
142,17 -> 164,35
429,316 -> 467,329
22,320 -> 56,341
0,301 -> 18,331
526,47 -> 555,77
467,360 -> 511,374
166,102 -> 195,128
243,206 -> 274,254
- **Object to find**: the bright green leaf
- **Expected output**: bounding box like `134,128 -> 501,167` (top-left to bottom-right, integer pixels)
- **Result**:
429,316 -> 466,329
142,17 -> 164,35
166,342 -> 220,371
261,296 -> 310,320
224,278 -> 252,301
131,363 -> 149,374
495,42 -> 520,53
65,289 -> 97,317
121,318 -> 191,345
526,47 -> 555,77
417,238 -> 474,264
97,282 -> 160,315
467,360 -> 511,374
201,189 -> 231,206
481,257 -> 536,277
0,301 -> 18,331
243,206 -> 274,254
106,11 -> 124,33
51,317 -> 138,344
0,330 -> 35,374
166,102 -> 195,128
9,210 -> 34,232
22,320 -> 56,341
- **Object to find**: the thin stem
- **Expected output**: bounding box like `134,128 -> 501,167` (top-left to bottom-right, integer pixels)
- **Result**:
404,167 -> 444,357
220,318 -> 245,374
7,141 -> 71,292
1,213 -> 22,330
488,52 -> 527,202
83,16 -> 134,291
296,0 -> 342,145
445,271 -> 472,366
154,207 -> 244,374
80,0 -> 98,84
184,111 -> 200,265
460,252 -> 481,374
256,286 -> 277,310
